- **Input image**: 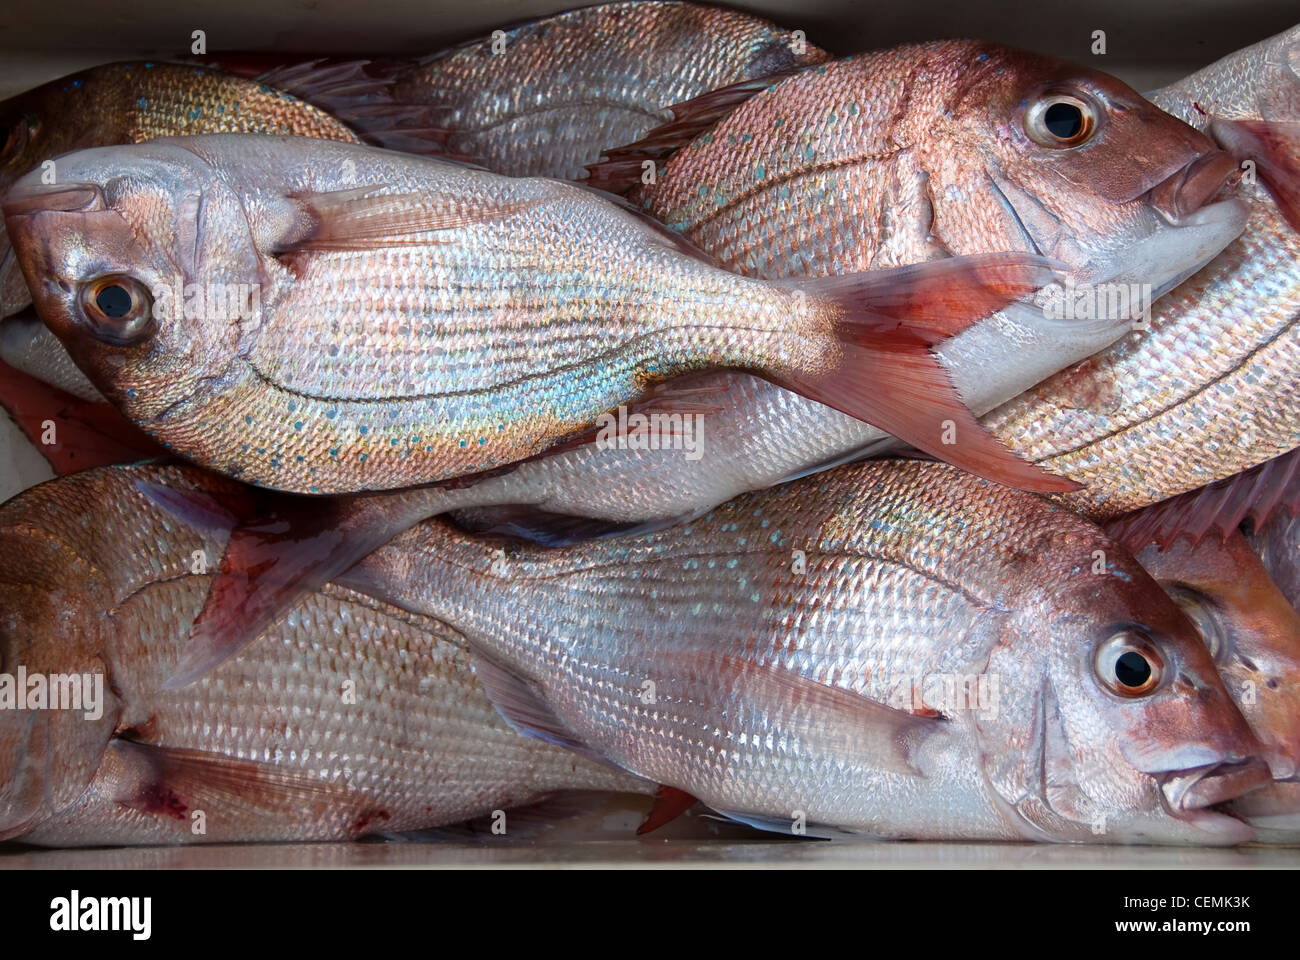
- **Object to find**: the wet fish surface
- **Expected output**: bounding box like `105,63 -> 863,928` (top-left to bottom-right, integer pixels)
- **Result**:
3,133 -> 1066,495
981,26 -> 1300,516
0,463 -> 648,845
391,1 -> 829,178
345,459 -> 1270,844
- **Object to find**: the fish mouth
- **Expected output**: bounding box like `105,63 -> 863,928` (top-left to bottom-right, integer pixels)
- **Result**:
1146,150 -> 1240,224
1111,197 -> 1249,302
1158,756 -> 1273,812
1172,805 -> 1256,844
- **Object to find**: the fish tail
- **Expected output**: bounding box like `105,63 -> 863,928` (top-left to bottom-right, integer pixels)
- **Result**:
769,253 -> 1080,493
157,482 -> 476,688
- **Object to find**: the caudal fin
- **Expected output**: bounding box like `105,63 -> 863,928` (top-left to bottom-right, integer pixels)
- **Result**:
157,484 -> 461,689
772,254 -> 1080,493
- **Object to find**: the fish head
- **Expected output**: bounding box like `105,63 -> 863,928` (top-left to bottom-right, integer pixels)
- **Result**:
1134,533 -> 1300,784
0,63 -> 158,318
976,528 -> 1269,843
2,139 -> 265,426
927,42 -> 1244,292
0,493 -> 120,840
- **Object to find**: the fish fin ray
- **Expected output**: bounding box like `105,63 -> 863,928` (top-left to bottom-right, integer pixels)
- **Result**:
469,653 -> 621,770
773,256 -> 1078,493
254,58 -> 459,157
163,488 -> 450,690
281,186 -> 539,252
583,70 -> 809,193
636,785 -> 700,835
707,808 -> 855,840
1103,445 -> 1300,552
654,651 -> 939,778
107,738 -> 358,821
0,359 -> 168,474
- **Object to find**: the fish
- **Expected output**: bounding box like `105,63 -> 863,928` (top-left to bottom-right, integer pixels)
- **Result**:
0,58 -> 441,321
130,50 -> 1247,683
0,462 -> 650,845
2,133 -> 1068,498
1126,532 -> 1300,845
159,225 -> 1237,689
978,25 -> 1300,517
600,39 -> 1238,281
1115,529 -> 1300,784
338,459 -> 1271,844
1101,447 -> 1300,841
387,1 -> 829,179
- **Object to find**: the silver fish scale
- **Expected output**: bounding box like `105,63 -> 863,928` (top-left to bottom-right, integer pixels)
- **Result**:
0,464 -> 647,845
358,461 -> 1108,835
395,1 -> 828,178
984,198 -> 1300,516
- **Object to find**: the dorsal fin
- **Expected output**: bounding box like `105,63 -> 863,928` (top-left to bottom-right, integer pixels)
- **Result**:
583,69 -> 807,194
1104,446 -> 1300,553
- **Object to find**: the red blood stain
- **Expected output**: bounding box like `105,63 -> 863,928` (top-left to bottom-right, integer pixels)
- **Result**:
134,783 -> 188,820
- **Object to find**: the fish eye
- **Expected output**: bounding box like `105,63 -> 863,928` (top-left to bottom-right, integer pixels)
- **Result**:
77,274 -> 156,346
1095,629 -> 1165,697
1168,587 -> 1225,661
1025,94 -> 1097,148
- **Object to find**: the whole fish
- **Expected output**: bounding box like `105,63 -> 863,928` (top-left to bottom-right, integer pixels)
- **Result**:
586,36 -> 1270,513
0,463 -> 649,845
389,1 -> 829,179
979,26 -> 1300,517
342,460 -> 1271,844
0,58 -> 435,320
2,133 -> 1066,497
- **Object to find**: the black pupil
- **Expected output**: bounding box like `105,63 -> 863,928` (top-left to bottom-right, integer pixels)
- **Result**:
1044,102 -> 1085,140
1115,651 -> 1152,688
95,284 -> 134,319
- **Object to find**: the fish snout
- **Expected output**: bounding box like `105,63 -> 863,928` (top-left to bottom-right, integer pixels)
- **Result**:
1147,150 -> 1240,223
1159,756 -> 1273,811
1,182 -> 107,219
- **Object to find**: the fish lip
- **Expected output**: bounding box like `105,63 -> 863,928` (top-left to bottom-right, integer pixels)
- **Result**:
1173,805 -> 1256,844
1147,150 -> 1240,224
1,182 -> 105,218
1158,756 -> 1273,812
